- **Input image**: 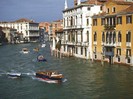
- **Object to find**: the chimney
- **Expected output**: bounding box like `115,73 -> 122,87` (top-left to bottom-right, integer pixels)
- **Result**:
74,0 -> 77,6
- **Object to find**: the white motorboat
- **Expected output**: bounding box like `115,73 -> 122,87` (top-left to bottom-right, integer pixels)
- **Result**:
7,73 -> 21,78
22,48 -> 29,54
41,43 -> 46,48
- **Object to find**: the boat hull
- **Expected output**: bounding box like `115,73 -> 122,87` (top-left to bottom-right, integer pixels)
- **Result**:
36,73 -> 62,83
37,55 -> 47,62
37,59 -> 47,62
7,73 -> 21,78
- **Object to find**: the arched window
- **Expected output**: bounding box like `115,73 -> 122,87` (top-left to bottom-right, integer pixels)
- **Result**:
67,17 -> 69,26
71,16 -> 73,26
126,31 -> 131,42
94,32 -> 97,41
118,31 -> 121,42
87,31 -> 89,42
106,32 -> 109,43
102,32 -> 105,42
109,32 -> 112,43
113,32 -> 116,43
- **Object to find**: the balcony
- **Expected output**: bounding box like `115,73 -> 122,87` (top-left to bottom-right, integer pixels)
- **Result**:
104,42 -> 116,47
80,42 -> 89,46
29,27 -> 39,31
29,33 -> 39,37
125,55 -> 131,59
104,24 -> 116,31
67,41 -> 74,45
126,42 -> 131,47
116,54 -> 120,57
105,52 -> 114,56
116,42 -> 121,46
93,41 -> 97,45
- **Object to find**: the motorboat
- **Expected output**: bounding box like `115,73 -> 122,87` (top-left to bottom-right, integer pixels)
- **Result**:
7,73 -> 21,78
36,71 -> 63,83
33,48 -> 39,52
41,43 -> 46,48
37,55 -> 47,62
22,48 -> 29,54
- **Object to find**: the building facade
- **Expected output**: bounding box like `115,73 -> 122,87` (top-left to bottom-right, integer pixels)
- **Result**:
62,0 -> 103,58
92,0 -> 133,66
0,18 -> 39,43
48,20 -> 63,43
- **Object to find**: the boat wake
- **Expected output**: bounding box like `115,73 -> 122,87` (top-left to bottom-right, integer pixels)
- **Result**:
32,77 -> 59,84
31,76 -> 67,84
0,71 -> 67,83
22,72 -> 36,76
62,78 -> 68,82
0,72 -> 36,77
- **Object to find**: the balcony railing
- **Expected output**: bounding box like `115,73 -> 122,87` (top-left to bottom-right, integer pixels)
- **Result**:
116,42 -> 121,46
105,42 -> 116,46
125,55 -> 131,59
126,42 -> 131,47
29,33 -> 39,37
67,41 -> 74,45
93,41 -> 97,45
105,52 -> 114,56
104,24 -> 116,30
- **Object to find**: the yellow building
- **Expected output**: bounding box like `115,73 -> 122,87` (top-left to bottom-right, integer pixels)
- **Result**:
92,0 -> 133,66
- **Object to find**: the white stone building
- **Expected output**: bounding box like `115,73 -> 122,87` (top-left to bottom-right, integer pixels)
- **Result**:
0,18 -> 39,42
62,0 -> 103,59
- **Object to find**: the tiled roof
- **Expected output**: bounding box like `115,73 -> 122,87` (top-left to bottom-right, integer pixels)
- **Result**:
63,0 -> 104,12
117,4 -> 133,14
112,1 -> 133,5
82,0 -> 104,5
92,12 -> 106,18
13,18 -> 34,23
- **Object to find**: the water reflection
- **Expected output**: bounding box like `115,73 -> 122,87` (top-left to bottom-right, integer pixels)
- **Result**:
0,43 -> 133,99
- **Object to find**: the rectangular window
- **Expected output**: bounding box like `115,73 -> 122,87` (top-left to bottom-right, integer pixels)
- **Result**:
93,19 -> 97,26
126,15 -> 132,24
85,48 -> 87,56
112,7 -> 116,13
94,32 -> 97,41
127,58 -> 130,63
117,48 -> 121,55
88,7 -> 90,10
101,18 -> 105,25
106,8 -> 109,13
126,31 -> 131,42
118,57 -> 120,62
81,47 -> 83,55
81,31 -> 83,42
126,49 -> 131,56
117,16 -> 122,24
87,19 -> 89,26
87,31 -> 89,42
76,47 -> 78,54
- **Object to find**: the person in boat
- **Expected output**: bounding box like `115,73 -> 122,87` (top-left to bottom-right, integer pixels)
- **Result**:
37,55 -> 47,62
33,48 -> 39,52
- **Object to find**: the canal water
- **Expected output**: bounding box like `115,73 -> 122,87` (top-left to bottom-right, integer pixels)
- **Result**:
0,42 -> 133,99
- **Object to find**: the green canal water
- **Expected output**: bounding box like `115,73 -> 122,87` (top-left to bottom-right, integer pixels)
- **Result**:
0,42 -> 133,99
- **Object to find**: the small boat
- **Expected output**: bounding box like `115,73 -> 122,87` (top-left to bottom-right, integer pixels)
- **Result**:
41,43 -> 46,48
37,55 -> 47,62
36,71 -> 63,83
33,48 -> 39,52
22,48 -> 29,54
7,73 -> 21,78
